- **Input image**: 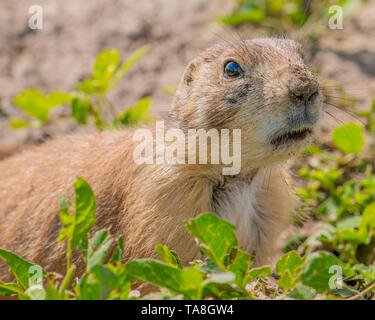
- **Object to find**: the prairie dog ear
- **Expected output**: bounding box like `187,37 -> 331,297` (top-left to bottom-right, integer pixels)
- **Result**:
183,60 -> 197,85
171,59 -> 200,112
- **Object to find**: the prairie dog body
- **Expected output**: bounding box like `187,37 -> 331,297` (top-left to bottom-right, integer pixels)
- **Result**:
0,38 -> 323,279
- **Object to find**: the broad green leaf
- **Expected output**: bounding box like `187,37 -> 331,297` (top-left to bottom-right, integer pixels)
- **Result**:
77,265 -> 120,300
116,97 -> 152,127
247,266 -> 271,283
202,272 -> 243,299
156,244 -> 183,269
93,49 -> 120,90
47,92 -> 73,105
110,45 -> 150,88
92,230 -> 109,249
336,217 -> 362,231
228,250 -> 252,286
76,78 -> 99,94
186,213 -> 238,270
287,284 -> 316,300
197,257 -> 222,274
57,177 -> 96,248
336,202 -> 375,244
9,119 -> 29,129
126,259 -> 203,299
301,251 -> 343,294
352,264 -> 375,280
332,122 -> 364,155
13,90 -> 71,122
0,249 -> 45,289
105,263 -> 131,300
275,251 -> 306,291
0,282 -> 24,297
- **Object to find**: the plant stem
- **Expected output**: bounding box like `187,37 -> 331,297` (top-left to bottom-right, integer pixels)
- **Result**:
67,240 -> 72,270
59,265 -> 76,298
346,280 -> 375,300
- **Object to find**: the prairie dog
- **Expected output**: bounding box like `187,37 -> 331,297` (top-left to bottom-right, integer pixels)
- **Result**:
0,38 -> 322,280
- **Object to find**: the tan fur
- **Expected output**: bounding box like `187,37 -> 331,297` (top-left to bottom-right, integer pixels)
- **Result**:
0,38 -> 322,281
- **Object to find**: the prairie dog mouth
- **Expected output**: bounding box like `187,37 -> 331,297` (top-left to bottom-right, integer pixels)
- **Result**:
270,127 -> 313,147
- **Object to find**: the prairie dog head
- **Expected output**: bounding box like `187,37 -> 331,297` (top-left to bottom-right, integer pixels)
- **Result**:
171,38 -> 323,169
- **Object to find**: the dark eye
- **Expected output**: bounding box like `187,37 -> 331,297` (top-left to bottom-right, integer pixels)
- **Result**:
223,61 -> 243,78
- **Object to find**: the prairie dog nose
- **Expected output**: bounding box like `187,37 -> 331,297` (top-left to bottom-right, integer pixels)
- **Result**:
289,80 -> 319,107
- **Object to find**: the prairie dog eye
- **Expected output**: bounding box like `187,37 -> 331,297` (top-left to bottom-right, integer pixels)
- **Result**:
223,61 -> 244,78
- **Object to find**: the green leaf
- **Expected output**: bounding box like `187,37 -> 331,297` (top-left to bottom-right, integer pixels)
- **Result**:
301,251 -> 343,294
45,281 -> 61,300
352,264 -> 375,280
156,244 -> 183,269
110,45 -> 150,88
287,284 -> 316,300
105,263 -> 131,300
77,265 -> 120,300
116,97 -> 152,127
275,251 -> 306,291
109,236 -> 124,263
247,266 -> 271,283
228,250 -> 252,287
219,8 -> 266,25
13,90 -> 71,122
0,282 -> 24,297
186,213 -> 238,270
126,259 -> 203,299
0,249 -> 45,289
9,119 -> 29,129
361,201 -> 375,230
86,230 -> 113,272
332,122 -> 364,155
71,97 -> 89,124
202,272 -> 243,299
93,49 -> 120,90
76,78 -> 99,94
57,177 -> 96,248
197,257 -> 223,274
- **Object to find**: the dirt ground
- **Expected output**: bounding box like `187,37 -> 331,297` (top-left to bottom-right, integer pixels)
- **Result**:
0,0 -> 234,145
0,0 -> 374,147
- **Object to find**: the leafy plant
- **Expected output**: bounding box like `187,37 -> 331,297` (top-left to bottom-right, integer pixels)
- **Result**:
10,45 -> 152,131
1,175 -> 375,300
291,100 -> 375,297
220,0 -> 364,36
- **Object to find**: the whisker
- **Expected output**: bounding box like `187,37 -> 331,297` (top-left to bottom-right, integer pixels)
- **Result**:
323,101 -> 365,125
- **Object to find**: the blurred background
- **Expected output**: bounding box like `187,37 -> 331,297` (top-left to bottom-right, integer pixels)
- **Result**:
0,0 -> 374,147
